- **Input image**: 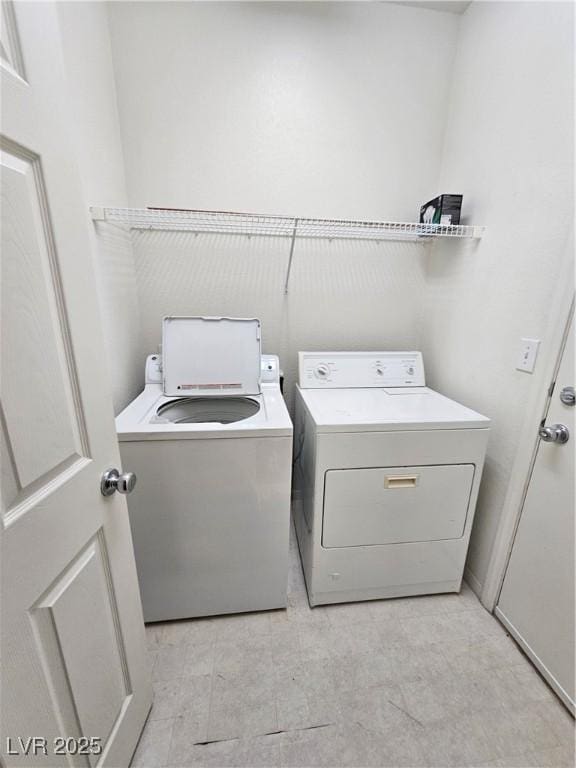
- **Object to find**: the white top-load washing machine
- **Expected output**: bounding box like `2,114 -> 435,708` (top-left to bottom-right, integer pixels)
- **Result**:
293,351 -> 490,607
116,317 -> 293,622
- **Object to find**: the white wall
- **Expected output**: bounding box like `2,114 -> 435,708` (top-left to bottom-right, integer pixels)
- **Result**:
132,231 -> 427,409
90,0 -> 573,597
56,1 -> 143,414
420,1 -> 574,592
109,1 -> 458,219
107,1 -> 459,402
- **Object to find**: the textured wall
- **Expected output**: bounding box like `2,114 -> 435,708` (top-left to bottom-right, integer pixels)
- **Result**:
57,1 -> 143,414
419,0 -> 574,592
108,1 -> 458,219
107,0 -> 458,404
132,231 -> 426,410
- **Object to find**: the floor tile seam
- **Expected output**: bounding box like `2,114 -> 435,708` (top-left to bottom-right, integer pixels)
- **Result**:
402,665 -> 508,685
412,726 -> 500,764
202,658 -> 220,747
149,710 -> 183,725
440,659 -> 528,675
210,681 -> 277,713
273,688 -> 280,735
414,703 -> 563,759
421,697 -> 531,717
403,633 -> 501,648
206,708 -> 286,743
369,602 -> 483,620
154,716 -> 176,768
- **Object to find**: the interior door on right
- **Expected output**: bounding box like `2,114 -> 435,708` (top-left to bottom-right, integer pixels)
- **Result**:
496,309 -> 575,713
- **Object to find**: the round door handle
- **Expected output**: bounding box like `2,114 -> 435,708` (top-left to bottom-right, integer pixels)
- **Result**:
538,424 -> 570,444
101,468 -> 137,496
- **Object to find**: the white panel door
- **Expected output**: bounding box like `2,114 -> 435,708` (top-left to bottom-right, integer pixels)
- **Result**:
496,308 -> 575,713
0,2 -> 152,766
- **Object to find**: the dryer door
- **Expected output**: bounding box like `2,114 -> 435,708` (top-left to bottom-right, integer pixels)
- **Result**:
322,464 -> 475,548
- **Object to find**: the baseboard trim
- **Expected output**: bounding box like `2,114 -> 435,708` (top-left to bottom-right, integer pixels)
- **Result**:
464,566 -> 482,600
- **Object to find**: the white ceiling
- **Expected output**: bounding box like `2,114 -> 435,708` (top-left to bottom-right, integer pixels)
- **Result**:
392,1 -> 472,14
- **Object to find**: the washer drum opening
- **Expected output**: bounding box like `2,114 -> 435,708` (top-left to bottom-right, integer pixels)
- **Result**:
155,397 -> 260,424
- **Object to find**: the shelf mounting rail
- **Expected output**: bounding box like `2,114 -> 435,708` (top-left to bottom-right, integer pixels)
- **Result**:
90,206 -> 485,293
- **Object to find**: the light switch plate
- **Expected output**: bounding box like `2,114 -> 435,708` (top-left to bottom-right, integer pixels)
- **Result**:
516,338 -> 540,373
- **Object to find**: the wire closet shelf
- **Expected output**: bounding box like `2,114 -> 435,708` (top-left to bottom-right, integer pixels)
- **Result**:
90,207 -> 486,242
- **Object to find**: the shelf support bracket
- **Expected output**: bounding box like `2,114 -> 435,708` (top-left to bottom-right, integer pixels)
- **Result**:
283,218 -> 299,294
89,206 -> 106,222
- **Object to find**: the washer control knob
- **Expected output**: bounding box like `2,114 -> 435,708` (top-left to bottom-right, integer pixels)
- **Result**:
315,364 -> 330,379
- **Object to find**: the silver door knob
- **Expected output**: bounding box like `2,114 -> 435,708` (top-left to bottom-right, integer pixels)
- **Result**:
538,424 -> 570,444
101,468 -> 137,496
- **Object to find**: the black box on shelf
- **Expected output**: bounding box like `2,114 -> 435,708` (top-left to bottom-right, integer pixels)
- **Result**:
419,194 -> 463,226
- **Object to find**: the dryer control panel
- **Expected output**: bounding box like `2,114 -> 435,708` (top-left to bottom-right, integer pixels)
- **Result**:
298,351 -> 425,388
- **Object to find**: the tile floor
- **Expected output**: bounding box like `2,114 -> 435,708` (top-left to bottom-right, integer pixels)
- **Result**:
134,525 -> 574,768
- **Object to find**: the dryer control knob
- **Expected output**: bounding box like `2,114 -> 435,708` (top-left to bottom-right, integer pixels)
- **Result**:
315,364 -> 330,379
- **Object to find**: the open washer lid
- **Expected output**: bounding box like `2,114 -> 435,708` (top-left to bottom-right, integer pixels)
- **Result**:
162,316 -> 262,397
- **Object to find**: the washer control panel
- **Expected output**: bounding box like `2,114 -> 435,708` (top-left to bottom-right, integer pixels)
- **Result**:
261,354 -> 280,384
145,354 -> 163,384
147,354 -> 281,386
298,351 -> 425,388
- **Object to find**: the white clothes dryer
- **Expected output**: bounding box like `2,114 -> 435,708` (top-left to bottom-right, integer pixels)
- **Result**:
116,317 -> 293,621
293,351 -> 490,607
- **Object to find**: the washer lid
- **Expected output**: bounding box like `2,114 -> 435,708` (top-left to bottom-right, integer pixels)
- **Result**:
162,316 -> 262,397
